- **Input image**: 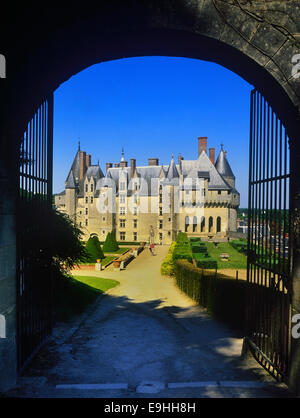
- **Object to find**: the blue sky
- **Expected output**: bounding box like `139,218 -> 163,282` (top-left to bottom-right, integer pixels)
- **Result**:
53,56 -> 253,207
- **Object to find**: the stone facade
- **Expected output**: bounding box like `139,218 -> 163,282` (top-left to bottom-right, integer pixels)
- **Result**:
55,137 -> 240,244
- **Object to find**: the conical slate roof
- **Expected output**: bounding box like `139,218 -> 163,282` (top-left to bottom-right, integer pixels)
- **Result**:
166,156 -> 179,181
66,147 -> 81,184
215,149 -> 235,178
65,170 -> 76,189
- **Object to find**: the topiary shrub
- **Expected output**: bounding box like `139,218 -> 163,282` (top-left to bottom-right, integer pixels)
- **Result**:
85,236 -> 104,262
103,231 -> 120,253
190,237 -> 201,243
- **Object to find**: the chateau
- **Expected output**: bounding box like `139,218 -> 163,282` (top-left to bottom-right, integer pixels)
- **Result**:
54,137 -> 240,244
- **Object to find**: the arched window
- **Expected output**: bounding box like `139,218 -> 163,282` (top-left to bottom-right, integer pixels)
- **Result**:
185,216 -> 189,232
217,217 -> 221,233
193,216 -> 197,232
201,216 -> 205,232
209,216 -> 213,233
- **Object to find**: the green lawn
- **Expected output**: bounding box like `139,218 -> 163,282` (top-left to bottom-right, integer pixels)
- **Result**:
54,274 -> 119,322
104,247 -> 131,255
204,242 -> 247,269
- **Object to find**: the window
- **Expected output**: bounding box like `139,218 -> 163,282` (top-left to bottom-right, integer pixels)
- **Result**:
133,219 -> 137,228
168,217 -> 171,222
209,216 -> 213,232
120,182 -> 126,191
134,194 -> 138,204
159,220 -> 163,229
218,190 -> 221,195
133,232 -> 137,241
85,208 -> 88,215
159,195 -> 162,204
201,216 -> 205,232
217,217 -> 221,233
202,188 -> 206,196
120,206 -> 125,215
79,221 -> 82,227
133,207 -> 137,216
80,211 -> 82,215
159,233 -> 163,241
102,217 -> 106,221
85,197 -> 88,203
185,216 -> 190,232
120,194 -> 126,204
85,219 -> 88,226
159,208 -> 163,216
91,184 -> 94,192
90,197 -> 93,204
85,184 -> 88,192
193,216 -> 197,232
168,231 -> 171,236
120,232 -> 126,241
120,219 -> 126,228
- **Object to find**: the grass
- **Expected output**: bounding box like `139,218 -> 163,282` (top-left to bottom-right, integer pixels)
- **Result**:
204,242 -> 247,269
104,247 -> 130,255
54,274 -> 119,322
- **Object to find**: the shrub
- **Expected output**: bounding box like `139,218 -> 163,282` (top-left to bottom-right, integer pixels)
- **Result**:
160,242 -> 176,276
85,236 -> 104,262
192,245 -> 207,254
103,231 -> 119,252
230,240 -> 247,253
190,237 -> 201,243
195,258 -> 218,269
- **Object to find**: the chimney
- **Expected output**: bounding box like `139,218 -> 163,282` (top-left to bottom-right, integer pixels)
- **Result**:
80,151 -> 87,180
198,137 -> 207,156
130,158 -> 136,178
106,162 -> 112,172
209,148 -> 215,165
148,158 -> 159,166
85,154 -> 91,168
120,160 -> 128,168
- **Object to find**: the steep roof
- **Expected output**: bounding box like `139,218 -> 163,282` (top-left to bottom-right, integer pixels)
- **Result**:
65,148 -> 81,184
166,156 -> 179,181
215,149 -> 235,178
181,151 -> 231,190
65,170 -> 76,189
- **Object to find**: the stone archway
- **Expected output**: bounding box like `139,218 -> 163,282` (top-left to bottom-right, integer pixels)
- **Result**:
0,0 -> 300,393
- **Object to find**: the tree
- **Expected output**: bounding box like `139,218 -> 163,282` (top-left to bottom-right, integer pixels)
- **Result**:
102,230 -> 119,252
85,235 -> 104,262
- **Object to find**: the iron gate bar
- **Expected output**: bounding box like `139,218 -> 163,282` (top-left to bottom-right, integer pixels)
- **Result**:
17,94 -> 53,373
247,89 -> 292,381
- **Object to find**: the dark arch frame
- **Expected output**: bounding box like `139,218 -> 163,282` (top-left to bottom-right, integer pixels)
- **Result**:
3,28 -> 299,147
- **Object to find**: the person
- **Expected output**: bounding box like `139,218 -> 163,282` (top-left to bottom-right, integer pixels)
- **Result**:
150,243 -> 155,256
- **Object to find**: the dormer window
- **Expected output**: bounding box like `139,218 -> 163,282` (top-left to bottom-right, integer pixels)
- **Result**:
91,184 -> 94,192
85,184 -> 88,193
120,182 -> 126,191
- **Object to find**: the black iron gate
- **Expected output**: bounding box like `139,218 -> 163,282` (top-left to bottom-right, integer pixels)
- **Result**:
246,89 -> 292,381
17,94 -> 53,372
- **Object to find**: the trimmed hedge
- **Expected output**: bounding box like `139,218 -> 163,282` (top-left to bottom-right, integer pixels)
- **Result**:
175,259 -> 287,341
190,237 -> 201,243
85,236 -> 104,262
172,233 -> 193,267
160,242 -> 176,276
175,260 -> 247,331
103,231 -> 119,252
230,240 -> 247,253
